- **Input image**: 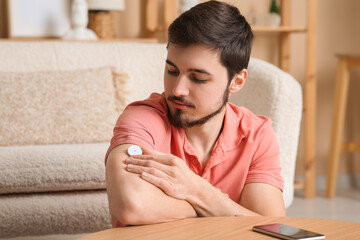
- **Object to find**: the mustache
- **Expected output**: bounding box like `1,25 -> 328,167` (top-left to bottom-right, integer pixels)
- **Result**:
167,95 -> 195,108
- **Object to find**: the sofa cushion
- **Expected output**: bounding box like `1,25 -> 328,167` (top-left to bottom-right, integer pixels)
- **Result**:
0,190 -> 111,238
0,143 -> 107,194
0,67 -> 123,146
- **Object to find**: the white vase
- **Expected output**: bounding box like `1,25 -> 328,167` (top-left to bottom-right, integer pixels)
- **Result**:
269,13 -> 281,27
180,0 -> 199,13
63,0 -> 98,40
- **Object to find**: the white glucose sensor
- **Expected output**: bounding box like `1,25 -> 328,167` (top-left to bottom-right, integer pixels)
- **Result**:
127,145 -> 143,156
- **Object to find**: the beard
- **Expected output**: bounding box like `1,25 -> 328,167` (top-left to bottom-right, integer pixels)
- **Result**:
167,87 -> 229,128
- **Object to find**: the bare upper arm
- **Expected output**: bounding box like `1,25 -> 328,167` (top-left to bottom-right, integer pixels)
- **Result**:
106,144 -> 196,225
239,183 -> 286,216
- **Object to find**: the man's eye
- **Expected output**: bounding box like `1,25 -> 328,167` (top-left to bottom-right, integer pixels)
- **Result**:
167,70 -> 179,76
190,75 -> 207,83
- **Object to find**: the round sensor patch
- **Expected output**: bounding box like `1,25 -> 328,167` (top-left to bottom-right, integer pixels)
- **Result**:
127,145 -> 143,156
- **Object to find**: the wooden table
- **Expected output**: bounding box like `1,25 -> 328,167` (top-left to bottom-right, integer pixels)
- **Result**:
78,216 -> 360,240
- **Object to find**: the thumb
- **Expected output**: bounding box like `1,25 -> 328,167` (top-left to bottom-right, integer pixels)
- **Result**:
141,146 -> 160,155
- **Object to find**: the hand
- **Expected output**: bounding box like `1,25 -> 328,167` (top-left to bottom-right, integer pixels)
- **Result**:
124,147 -> 201,201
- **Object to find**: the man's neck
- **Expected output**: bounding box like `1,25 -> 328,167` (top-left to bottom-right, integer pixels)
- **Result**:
184,108 -> 226,166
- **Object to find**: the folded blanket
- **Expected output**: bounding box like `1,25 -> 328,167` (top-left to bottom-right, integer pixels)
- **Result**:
0,143 -> 108,194
0,190 -> 111,238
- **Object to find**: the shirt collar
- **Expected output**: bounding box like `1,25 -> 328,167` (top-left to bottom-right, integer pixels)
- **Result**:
218,103 -> 246,151
201,103 -> 246,172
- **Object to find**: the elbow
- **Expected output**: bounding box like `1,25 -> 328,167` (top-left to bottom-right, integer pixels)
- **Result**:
252,203 -> 286,217
110,200 -> 149,226
272,210 -> 286,217
279,208 -> 286,217
273,202 -> 286,217
112,207 -> 136,226
262,207 -> 286,217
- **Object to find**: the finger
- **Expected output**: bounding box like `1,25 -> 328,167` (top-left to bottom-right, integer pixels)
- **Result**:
126,163 -> 170,180
141,172 -> 174,196
142,147 -> 171,159
130,153 -> 179,167
125,157 -> 176,177
141,146 -> 156,155
125,157 -> 165,170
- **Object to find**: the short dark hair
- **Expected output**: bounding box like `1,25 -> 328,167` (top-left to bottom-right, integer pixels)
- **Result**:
167,0 -> 254,81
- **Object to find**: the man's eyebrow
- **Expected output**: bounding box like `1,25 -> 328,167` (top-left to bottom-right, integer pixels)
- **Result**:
166,59 -> 177,68
188,68 -> 212,76
166,59 -> 212,76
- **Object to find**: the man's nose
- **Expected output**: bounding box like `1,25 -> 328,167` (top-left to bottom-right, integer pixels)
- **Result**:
172,75 -> 189,97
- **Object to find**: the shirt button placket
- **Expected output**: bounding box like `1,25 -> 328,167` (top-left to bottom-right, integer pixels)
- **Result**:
189,156 -> 200,175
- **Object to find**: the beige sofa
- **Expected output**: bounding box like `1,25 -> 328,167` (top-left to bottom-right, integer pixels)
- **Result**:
0,41 -> 302,238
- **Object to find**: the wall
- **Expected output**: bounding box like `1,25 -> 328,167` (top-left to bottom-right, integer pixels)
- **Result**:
113,0 -> 145,39
0,0 -> 359,179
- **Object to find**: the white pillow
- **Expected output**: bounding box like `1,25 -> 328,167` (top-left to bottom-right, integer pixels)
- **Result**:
0,67 -> 125,145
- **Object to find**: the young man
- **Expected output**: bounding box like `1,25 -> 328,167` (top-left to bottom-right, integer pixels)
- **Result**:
105,0 -> 285,227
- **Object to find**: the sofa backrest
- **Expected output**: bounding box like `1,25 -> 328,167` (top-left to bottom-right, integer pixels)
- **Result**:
0,41 -> 167,104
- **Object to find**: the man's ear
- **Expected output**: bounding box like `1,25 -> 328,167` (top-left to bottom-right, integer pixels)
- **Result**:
229,69 -> 248,94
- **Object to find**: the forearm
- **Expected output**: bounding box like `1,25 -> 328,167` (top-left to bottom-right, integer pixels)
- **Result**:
106,145 -> 197,225
187,176 -> 260,217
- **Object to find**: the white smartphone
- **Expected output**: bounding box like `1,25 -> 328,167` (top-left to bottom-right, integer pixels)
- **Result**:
253,223 -> 325,240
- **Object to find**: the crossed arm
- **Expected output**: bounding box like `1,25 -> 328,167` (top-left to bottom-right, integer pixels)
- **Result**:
106,144 -> 286,226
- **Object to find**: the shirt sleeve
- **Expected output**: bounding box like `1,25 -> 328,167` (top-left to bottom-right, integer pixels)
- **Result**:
104,102 -> 169,165
245,119 -> 284,191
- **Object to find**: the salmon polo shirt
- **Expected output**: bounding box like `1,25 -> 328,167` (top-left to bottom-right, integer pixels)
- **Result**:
105,93 -> 284,203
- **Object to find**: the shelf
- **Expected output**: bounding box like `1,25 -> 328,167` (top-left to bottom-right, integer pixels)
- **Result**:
252,26 -> 307,33
1,38 -> 159,43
